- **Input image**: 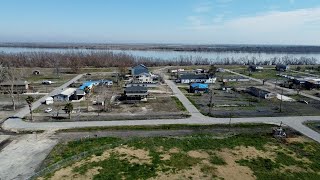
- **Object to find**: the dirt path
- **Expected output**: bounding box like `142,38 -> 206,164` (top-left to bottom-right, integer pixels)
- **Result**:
0,131 -> 58,180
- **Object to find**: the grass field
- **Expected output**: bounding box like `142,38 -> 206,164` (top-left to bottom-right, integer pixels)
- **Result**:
39,132 -> 320,180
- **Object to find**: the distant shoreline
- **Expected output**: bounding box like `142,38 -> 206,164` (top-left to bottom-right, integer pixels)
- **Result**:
1,43 -> 320,54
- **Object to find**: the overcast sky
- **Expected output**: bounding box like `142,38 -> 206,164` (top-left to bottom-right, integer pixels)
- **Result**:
0,0 -> 320,45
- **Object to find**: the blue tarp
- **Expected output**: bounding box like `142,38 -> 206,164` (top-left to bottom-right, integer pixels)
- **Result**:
190,83 -> 208,89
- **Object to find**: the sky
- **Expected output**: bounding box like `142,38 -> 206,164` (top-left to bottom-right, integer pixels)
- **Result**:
0,0 -> 320,45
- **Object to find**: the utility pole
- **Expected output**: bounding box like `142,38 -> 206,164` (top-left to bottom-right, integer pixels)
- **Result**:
209,89 -> 213,116
229,113 -> 232,132
279,88 -> 284,112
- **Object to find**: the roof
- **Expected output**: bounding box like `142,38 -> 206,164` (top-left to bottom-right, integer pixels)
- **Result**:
190,83 -> 208,89
132,64 -> 149,75
79,81 -> 100,90
0,80 -> 29,86
59,88 -> 77,96
125,86 -> 148,93
180,74 -> 210,80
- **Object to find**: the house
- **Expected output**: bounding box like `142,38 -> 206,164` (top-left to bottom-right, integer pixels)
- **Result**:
54,88 -> 77,101
44,97 -> 54,105
276,64 -> 290,71
247,87 -> 276,99
131,64 -> 149,76
189,83 -> 209,93
133,72 -> 153,83
249,65 -> 264,71
0,80 -> 29,94
123,86 -> 148,101
33,70 -> 40,75
306,79 -> 320,89
178,74 -> 216,84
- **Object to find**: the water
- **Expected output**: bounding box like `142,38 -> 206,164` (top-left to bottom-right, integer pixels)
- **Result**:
0,47 -> 320,63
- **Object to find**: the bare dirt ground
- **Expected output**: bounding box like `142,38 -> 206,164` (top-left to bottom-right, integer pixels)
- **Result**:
0,131 -> 58,180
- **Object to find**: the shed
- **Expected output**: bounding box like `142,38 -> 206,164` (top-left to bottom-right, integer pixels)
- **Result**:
45,97 -> 54,105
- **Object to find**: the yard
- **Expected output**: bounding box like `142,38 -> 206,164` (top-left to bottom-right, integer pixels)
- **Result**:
37,127 -> 320,180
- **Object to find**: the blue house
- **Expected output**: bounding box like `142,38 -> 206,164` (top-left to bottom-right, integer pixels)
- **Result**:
131,64 -> 149,76
189,83 -> 209,93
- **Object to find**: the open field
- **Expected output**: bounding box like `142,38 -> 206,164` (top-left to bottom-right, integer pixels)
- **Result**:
37,129 -> 320,180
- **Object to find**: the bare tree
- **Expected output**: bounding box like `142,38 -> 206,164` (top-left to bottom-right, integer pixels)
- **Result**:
0,64 -> 26,111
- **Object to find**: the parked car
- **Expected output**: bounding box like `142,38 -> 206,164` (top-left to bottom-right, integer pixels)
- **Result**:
42,80 -> 52,85
44,108 -> 53,113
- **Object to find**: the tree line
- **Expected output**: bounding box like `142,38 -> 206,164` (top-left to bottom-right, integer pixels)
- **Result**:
0,51 -> 318,70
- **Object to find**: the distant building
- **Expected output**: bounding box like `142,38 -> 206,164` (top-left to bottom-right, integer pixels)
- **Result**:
249,65 -> 264,71
222,77 -> 250,83
247,87 -> 276,99
189,83 -> 209,93
216,68 -> 225,73
131,64 -> 149,76
276,64 -> 290,71
0,80 -> 29,94
178,74 -> 216,84
54,88 -> 77,101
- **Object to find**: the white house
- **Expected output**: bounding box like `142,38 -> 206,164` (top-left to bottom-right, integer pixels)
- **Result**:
134,72 -> 153,83
54,88 -> 77,101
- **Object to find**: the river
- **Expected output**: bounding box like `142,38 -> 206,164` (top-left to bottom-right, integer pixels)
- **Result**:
0,47 -> 320,63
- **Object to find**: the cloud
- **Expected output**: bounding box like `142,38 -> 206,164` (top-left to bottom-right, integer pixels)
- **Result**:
193,1 -> 212,13
186,7 -> 320,44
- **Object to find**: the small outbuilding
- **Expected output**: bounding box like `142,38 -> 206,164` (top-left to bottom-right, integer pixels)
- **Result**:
276,64 -> 290,71
44,97 -> 54,105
